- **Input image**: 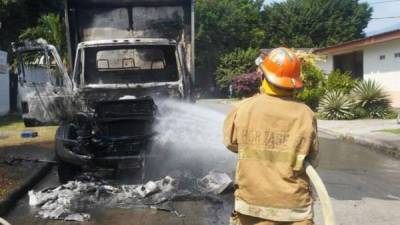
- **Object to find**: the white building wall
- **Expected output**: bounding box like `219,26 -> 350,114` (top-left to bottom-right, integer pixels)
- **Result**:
315,39 -> 400,108
363,39 -> 400,108
0,50 -> 9,115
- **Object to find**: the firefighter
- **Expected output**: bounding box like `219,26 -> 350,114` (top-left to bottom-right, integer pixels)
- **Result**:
224,47 -> 319,225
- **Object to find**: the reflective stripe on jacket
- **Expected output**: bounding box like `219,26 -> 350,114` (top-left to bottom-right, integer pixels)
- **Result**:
224,94 -> 319,221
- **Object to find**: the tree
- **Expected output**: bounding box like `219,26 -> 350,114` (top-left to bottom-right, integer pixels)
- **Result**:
19,14 -> 67,59
215,47 -> 259,89
195,0 -> 265,89
262,0 -> 372,48
295,61 -> 325,110
0,0 -> 63,50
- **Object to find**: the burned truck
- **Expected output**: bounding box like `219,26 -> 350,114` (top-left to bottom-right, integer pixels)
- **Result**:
14,0 -> 195,183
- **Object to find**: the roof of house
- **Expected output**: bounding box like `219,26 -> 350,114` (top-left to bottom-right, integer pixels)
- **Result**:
313,29 -> 400,55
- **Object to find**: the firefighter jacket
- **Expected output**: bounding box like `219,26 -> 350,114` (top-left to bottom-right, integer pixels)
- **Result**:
224,94 -> 319,222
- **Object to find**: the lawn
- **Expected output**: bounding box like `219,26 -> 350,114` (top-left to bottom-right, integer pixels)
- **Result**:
0,115 -> 58,148
381,128 -> 400,135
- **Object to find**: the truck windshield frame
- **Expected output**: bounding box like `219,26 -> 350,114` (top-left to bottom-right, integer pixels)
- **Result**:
81,44 -> 180,85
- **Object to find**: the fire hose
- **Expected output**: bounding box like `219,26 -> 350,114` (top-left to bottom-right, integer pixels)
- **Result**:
0,218 -> 11,225
305,161 -> 337,225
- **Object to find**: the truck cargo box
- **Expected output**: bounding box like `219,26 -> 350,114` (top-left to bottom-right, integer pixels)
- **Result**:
65,0 -> 194,79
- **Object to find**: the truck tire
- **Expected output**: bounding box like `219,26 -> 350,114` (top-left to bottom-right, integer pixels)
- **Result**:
57,160 -> 80,184
23,118 -> 39,127
55,125 -> 80,183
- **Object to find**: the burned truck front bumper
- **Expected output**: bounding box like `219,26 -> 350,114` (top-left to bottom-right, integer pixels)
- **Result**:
55,97 -> 157,168
55,125 -> 91,166
56,147 -> 146,167
55,132 -> 153,167
55,140 -> 92,166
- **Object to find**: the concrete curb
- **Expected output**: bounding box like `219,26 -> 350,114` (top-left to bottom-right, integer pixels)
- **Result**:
0,162 -> 53,216
319,128 -> 400,159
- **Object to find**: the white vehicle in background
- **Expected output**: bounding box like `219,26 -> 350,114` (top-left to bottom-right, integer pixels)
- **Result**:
0,50 -> 10,116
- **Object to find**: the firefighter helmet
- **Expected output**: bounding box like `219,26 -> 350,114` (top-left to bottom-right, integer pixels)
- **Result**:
257,47 -> 303,90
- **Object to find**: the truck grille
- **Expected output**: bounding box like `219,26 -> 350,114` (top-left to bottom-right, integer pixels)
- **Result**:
98,119 -> 153,138
92,97 -> 156,157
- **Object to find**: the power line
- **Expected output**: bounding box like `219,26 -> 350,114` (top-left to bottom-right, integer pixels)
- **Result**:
369,0 -> 400,5
371,16 -> 400,19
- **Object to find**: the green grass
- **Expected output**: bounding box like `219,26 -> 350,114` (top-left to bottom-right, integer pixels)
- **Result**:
380,128 -> 400,135
0,115 -> 24,131
0,115 -> 57,148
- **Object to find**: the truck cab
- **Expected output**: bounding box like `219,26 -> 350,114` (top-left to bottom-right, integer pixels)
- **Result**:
14,0 -> 195,183
73,38 -> 191,102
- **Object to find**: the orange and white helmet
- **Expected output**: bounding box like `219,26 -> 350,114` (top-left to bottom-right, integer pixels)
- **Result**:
256,47 -> 303,90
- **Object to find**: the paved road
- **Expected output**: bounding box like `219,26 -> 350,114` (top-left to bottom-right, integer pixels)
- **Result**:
5,99 -> 400,225
318,119 -> 400,158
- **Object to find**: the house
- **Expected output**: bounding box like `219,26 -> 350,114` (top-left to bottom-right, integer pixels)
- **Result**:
0,50 -> 9,116
314,29 -> 400,108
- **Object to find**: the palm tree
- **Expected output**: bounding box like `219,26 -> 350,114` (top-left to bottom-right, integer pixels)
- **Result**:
19,13 -> 66,60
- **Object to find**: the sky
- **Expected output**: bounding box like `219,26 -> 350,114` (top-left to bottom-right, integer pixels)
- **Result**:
264,0 -> 400,36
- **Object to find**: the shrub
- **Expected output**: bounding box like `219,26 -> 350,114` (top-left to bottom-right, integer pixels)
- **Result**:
384,110 -> 399,119
296,88 -> 325,111
215,47 -> 259,89
352,106 -> 368,119
319,80 -> 396,120
350,80 -> 391,118
323,69 -> 358,93
301,62 -> 325,88
351,80 -> 390,108
353,106 -> 397,119
232,71 -> 262,98
367,106 -> 393,119
295,62 -> 325,110
318,91 -> 355,120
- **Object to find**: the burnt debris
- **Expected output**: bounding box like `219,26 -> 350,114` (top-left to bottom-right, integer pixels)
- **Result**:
28,172 -> 232,221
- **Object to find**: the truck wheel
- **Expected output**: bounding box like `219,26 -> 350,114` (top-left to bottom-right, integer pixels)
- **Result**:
23,118 -> 38,127
58,160 -> 80,184
55,125 -> 81,183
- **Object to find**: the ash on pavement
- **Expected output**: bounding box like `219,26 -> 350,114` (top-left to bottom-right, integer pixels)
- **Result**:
28,171 -> 232,222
